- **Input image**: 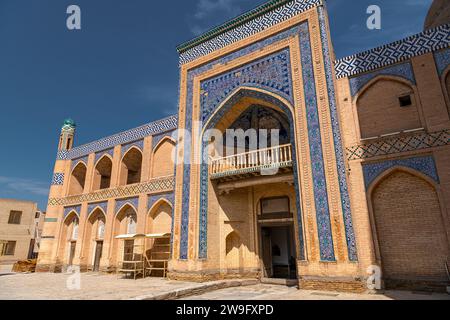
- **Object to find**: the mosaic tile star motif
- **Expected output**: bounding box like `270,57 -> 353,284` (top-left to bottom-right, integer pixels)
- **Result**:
51,173 -> 65,186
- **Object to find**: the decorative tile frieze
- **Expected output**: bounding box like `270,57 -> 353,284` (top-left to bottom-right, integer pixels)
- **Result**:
115,197 -> 139,213
177,0 -> 322,65
299,21 -> 335,262
335,24 -> 450,79
48,176 -> 175,207
56,115 -> 178,161
363,156 -> 439,189
318,6 -> 357,261
200,49 -> 294,123
63,205 -> 81,219
51,173 -> 65,186
434,47 -> 450,75
349,62 -> 416,97
346,130 -> 449,161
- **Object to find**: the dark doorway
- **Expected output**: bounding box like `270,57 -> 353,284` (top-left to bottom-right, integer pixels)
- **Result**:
261,226 -> 296,279
93,241 -> 103,272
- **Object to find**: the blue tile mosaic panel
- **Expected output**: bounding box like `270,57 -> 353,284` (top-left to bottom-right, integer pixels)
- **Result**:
87,201 -> 108,216
299,21 -> 335,262
95,148 -> 114,163
318,6 -> 357,261
115,197 -> 139,214
121,139 -> 144,156
64,205 -> 81,219
363,156 -> 439,189
200,50 -> 294,122
349,62 -> 416,97
51,173 -> 65,186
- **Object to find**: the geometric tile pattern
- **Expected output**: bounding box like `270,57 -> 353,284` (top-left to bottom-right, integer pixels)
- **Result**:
434,47 -> 450,75
48,176 -> 175,207
335,23 -> 450,79
152,130 -> 176,150
71,156 -> 89,170
349,62 -> 416,97
363,155 -> 439,189
347,130 -> 449,161
56,115 -> 178,160
87,201 -> 108,216
63,205 -> 81,219
148,192 -> 175,211
121,139 -> 144,157
51,173 -> 65,186
95,148 -> 114,164
299,22 -> 335,262
200,49 -> 294,123
317,6 -> 357,261
177,0 -> 322,65
115,197 -> 139,214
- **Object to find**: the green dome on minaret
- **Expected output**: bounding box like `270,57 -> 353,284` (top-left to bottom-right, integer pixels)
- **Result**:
61,118 -> 76,133
63,118 -> 76,128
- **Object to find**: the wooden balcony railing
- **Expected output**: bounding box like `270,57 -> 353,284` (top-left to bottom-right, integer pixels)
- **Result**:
210,144 -> 293,179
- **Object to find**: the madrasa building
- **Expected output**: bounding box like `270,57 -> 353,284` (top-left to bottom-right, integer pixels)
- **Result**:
37,0 -> 450,292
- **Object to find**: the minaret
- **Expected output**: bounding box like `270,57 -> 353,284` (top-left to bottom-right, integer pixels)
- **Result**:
58,119 -> 76,151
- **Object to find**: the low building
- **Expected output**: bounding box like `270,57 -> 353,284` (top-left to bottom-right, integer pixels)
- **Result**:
0,199 -> 45,266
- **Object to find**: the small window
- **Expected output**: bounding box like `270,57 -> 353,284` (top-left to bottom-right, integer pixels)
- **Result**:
8,211 -> 22,225
399,95 -> 412,107
3,241 -> 16,256
35,212 -> 40,219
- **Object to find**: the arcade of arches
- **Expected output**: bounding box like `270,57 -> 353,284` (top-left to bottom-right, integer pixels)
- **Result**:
38,0 -> 450,292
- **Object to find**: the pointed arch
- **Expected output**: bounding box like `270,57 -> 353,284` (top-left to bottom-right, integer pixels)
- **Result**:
367,167 -> 449,286
195,86 -> 306,261
225,231 -> 243,271
68,162 -> 87,196
92,155 -> 113,191
146,198 -> 173,235
354,75 -> 423,139
442,67 -> 450,116
152,137 -> 176,178
119,147 -> 143,186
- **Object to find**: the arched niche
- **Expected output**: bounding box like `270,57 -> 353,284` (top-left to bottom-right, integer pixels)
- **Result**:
356,77 -> 422,139
119,148 -> 142,186
152,138 -> 176,178
68,162 -> 87,196
92,156 -> 112,191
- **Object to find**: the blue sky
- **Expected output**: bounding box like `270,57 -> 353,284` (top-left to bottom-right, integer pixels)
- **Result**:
0,0 -> 433,209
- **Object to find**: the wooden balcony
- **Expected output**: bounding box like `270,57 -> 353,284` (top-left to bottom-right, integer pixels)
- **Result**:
210,144 -> 294,182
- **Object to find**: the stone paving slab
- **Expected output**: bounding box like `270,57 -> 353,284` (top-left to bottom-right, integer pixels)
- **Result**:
181,284 -> 450,300
1,273 -> 449,300
0,273 -> 257,300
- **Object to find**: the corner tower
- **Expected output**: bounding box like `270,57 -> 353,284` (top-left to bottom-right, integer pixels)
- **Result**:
58,119 -> 76,151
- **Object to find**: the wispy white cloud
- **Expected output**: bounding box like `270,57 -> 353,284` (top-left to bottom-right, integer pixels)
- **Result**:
0,176 -> 49,197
